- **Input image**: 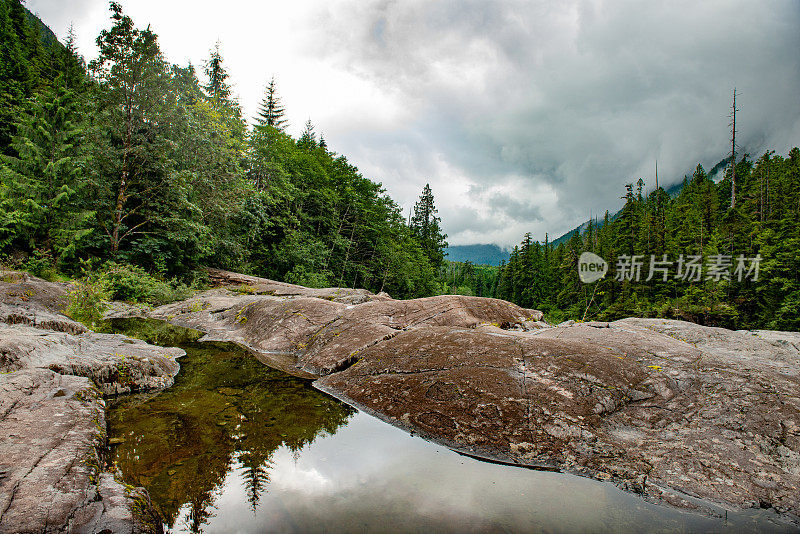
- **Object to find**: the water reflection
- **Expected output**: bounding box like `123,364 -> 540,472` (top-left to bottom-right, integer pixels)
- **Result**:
107,320 -> 354,531
107,319 -> 796,534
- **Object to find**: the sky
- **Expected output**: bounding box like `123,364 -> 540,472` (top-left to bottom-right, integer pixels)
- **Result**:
26,0 -> 800,247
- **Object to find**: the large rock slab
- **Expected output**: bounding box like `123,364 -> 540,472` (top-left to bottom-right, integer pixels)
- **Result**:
0,368 -> 156,533
149,277 -> 542,377
316,318 -> 800,519
0,324 -> 182,396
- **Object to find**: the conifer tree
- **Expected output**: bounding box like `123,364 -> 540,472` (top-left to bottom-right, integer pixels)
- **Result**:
203,41 -> 232,104
0,87 -> 90,257
255,76 -> 286,130
297,119 -> 316,149
410,183 -> 448,271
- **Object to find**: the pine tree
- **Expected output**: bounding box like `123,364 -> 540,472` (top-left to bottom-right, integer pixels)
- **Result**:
255,76 -> 286,130
409,183 -> 448,271
297,119 -> 316,149
0,87 -> 90,257
203,41 -> 232,104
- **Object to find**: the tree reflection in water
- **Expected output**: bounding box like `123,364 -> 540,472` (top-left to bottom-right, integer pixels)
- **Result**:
106,320 -> 354,533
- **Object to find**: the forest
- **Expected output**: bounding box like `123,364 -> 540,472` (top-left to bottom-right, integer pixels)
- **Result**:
0,0 -> 447,301
2,0 -> 797,331
486,149 -> 800,330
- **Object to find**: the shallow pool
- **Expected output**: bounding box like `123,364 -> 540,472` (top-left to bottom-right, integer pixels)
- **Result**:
106,319 -> 796,533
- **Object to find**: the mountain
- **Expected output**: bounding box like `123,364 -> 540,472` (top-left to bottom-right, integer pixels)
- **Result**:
24,7 -> 61,49
445,244 -> 509,266
550,156 -> 731,247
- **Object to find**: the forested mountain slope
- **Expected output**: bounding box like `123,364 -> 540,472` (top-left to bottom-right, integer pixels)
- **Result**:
0,0 -> 445,298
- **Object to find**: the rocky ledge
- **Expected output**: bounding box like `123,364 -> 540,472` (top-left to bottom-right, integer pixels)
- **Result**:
148,269 -> 800,522
0,271 -> 180,533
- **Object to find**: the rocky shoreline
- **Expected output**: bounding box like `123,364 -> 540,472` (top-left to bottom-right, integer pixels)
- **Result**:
2,268 -> 799,531
152,269 -> 800,523
1,271 -> 179,533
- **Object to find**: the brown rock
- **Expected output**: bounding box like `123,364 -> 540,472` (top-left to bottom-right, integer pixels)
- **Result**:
0,324 -> 182,396
0,369 -> 154,533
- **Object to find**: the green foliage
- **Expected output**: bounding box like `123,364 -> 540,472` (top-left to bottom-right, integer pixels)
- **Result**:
20,249 -> 58,280
439,260 -> 498,297
66,271 -> 110,328
0,1 -> 443,299
101,262 -> 194,306
254,76 -> 286,130
497,148 -> 800,330
410,183 -> 448,271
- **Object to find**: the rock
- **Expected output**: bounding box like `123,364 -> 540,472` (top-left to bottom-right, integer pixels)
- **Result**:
0,271 -> 181,532
0,324 -> 182,395
0,270 -> 86,334
0,270 -> 71,311
104,301 -> 152,320
150,275 -> 542,376
118,269 -> 800,520
316,318 -> 800,519
0,369 -> 155,533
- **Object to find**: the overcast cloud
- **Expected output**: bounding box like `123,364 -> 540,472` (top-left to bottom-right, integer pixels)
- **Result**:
27,0 -> 800,246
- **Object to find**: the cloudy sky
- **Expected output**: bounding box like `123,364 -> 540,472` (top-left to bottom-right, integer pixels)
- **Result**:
27,0 -> 800,247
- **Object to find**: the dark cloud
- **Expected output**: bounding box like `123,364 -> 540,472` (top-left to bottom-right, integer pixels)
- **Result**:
313,0 -> 800,245
26,1 -> 800,247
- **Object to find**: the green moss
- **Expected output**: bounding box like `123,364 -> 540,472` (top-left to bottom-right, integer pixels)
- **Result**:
230,284 -> 258,295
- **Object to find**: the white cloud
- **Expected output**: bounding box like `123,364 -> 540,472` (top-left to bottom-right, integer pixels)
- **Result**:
26,0 -> 800,247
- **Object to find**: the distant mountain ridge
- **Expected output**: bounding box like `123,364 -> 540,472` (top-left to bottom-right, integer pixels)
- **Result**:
445,244 -> 509,266
550,156 -> 731,246
24,8 -> 61,48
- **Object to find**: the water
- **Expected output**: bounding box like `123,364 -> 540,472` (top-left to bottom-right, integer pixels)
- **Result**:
106,319 -> 797,533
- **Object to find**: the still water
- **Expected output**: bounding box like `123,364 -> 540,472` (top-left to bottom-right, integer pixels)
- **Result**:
106,319 -> 796,533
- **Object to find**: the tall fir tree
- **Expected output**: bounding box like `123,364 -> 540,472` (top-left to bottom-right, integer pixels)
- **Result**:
410,183 -> 448,271
203,41 -> 232,105
255,76 -> 286,130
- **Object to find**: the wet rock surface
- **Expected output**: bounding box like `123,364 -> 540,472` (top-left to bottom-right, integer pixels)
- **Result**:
151,269 -> 800,522
0,369 -> 155,533
0,324 -> 182,396
0,271 -> 177,533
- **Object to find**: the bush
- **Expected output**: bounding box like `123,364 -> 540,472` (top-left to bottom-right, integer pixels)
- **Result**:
20,250 -> 61,281
102,262 -> 194,306
66,272 -> 110,329
284,265 -> 332,289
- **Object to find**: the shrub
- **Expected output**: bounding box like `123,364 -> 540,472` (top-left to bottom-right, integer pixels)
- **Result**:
102,262 -> 194,306
66,273 -> 110,329
20,250 -> 62,281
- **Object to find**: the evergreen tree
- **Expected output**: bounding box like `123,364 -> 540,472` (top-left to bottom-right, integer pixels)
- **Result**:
409,183 -> 448,271
297,119 -> 316,149
0,86 -> 90,260
255,76 -> 286,130
203,41 -> 232,104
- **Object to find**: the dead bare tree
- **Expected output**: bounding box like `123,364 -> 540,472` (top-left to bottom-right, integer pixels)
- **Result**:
729,88 -> 739,209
